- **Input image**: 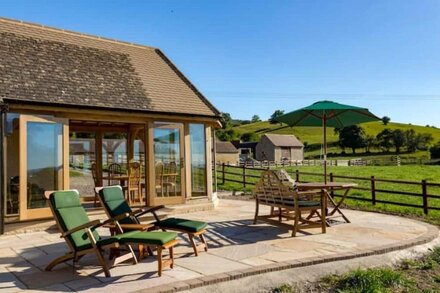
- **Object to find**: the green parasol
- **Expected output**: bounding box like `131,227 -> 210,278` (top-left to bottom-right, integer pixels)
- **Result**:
276,100 -> 380,182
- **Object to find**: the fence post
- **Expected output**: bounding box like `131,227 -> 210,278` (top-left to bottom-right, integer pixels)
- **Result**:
422,180 -> 428,215
243,165 -> 246,188
371,176 -> 376,205
295,169 -> 300,182
222,163 -> 225,185
329,173 -> 334,198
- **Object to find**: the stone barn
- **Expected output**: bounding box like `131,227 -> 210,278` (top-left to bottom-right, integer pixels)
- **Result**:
216,141 -> 239,165
255,134 -> 304,161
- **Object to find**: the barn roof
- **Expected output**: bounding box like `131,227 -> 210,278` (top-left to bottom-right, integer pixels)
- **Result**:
0,17 -> 220,117
263,134 -> 304,147
216,141 -> 239,153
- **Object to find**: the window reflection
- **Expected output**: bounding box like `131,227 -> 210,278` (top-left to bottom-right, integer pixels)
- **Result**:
27,122 -> 63,209
154,123 -> 182,197
69,132 -> 96,198
190,124 -> 206,195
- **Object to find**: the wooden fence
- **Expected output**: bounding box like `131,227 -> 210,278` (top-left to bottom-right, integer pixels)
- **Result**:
217,163 -> 440,215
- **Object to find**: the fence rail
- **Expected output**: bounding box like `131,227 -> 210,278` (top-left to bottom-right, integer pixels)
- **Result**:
217,163 -> 440,215
228,156 -> 433,168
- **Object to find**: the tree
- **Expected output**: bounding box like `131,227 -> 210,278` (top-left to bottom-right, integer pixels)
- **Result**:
391,129 -> 406,153
430,142 -> 440,159
220,112 -> 232,129
240,132 -> 259,142
405,129 -> 418,152
251,115 -> 261,123
382,116 -> 391,125
417,133 -> 433,150
405,130 -> 434,152
216,128 -> 239,141
376,129 -> 394,152
364,135 -> 376,153
338,125 -> 366,154
269,110 -> 284,124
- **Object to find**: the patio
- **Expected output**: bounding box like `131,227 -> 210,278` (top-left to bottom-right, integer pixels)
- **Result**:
0,199 -> 437,292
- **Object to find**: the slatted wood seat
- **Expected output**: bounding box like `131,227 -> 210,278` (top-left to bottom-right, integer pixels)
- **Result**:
253,170 -> 327,237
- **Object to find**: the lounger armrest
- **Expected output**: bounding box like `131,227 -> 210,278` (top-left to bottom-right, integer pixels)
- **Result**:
62,219 -> 101,237
102,212 -> 132,226
132,205 -> 165,218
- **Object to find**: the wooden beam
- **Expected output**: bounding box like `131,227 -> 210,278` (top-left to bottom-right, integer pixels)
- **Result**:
9,104 -> 221,127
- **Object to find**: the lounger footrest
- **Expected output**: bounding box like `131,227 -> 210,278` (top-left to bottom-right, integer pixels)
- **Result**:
158,218 -> 207,233
115,231 -> 177,246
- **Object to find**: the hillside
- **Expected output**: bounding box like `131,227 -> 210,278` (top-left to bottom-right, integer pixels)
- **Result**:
233,121 -> 440,158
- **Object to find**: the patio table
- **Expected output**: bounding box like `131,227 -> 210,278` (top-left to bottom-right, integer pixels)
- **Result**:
296,182 -> 357,224
102,175 -> 129,186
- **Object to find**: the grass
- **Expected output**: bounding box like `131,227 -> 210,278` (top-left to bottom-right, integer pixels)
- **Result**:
234,121 -> 440,146
216,165 -> 440,219
271,246 -> 440,292
325,268 -> 411,293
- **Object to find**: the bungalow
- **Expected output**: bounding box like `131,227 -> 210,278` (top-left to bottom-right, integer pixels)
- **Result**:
255,134 -> 304,161
0,18 -> 221,232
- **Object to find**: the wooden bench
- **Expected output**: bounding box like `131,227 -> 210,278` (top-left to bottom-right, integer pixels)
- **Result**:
253,170 -> 327,237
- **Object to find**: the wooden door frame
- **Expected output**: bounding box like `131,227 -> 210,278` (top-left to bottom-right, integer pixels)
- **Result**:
149,121 -> 185,206
19,115 -> 69,220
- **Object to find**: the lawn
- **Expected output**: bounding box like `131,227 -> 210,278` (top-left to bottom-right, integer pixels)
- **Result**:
272,246 -> 440,292
216,165 -> 440,219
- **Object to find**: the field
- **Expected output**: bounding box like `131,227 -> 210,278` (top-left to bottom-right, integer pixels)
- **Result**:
216,165 -> 440,219
233,121 -> 440,158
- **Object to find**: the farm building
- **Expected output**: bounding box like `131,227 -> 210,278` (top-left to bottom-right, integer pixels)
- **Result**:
0,17 -> 221,230
216,141 -> 239,164
255,134 -> 304,161
231,140 -> 258,159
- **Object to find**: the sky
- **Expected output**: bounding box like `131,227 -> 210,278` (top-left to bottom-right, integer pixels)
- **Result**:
2,0 -> 440,125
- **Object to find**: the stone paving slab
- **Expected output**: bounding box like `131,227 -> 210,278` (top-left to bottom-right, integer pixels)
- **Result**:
0,199 -> 437,292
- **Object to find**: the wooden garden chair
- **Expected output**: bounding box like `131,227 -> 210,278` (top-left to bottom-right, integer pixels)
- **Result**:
163,161 -> 178,196
128,162 -> 142,204
44,190 -> 178,277
96,186 -> 208,256
253,170 -> 327,237
91,162 -> 101,206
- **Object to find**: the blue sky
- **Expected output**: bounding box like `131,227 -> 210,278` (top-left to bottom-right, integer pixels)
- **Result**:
2,0 -> 440,125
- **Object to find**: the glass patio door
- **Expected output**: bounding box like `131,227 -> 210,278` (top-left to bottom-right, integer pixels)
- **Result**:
151,122 -> 185,205
19,115 -> 69,220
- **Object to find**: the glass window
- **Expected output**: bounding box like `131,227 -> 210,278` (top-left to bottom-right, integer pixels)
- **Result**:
5,113 -> 20,215
69,132 -> 96,198
190,124 -> 206,195
27,122 -> 63,209
153,122 -> 182,197
102,132 -> 128,186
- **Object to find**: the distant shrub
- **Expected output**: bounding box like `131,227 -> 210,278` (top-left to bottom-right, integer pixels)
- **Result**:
430,143 -> 440,159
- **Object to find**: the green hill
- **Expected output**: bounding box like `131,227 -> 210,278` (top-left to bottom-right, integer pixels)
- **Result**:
233,121 -> 440,158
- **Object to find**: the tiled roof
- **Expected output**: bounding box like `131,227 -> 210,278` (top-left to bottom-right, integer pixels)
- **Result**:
0,18 -> 220,117
264,134 -> 304,147
216,141 -> 239,153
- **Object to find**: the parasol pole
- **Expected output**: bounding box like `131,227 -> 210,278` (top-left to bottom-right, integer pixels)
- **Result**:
323,113 -> 327,183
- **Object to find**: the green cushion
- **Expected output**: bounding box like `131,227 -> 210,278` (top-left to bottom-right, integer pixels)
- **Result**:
99,186 -> 135,225
51,190 -> 101,251
298,201 -> 320,207
96,236 -> 120,247
116,231 -> 177,246
158,218 -> 207,233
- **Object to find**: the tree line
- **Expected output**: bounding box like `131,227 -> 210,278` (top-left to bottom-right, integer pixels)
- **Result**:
336,125 -> 433,154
